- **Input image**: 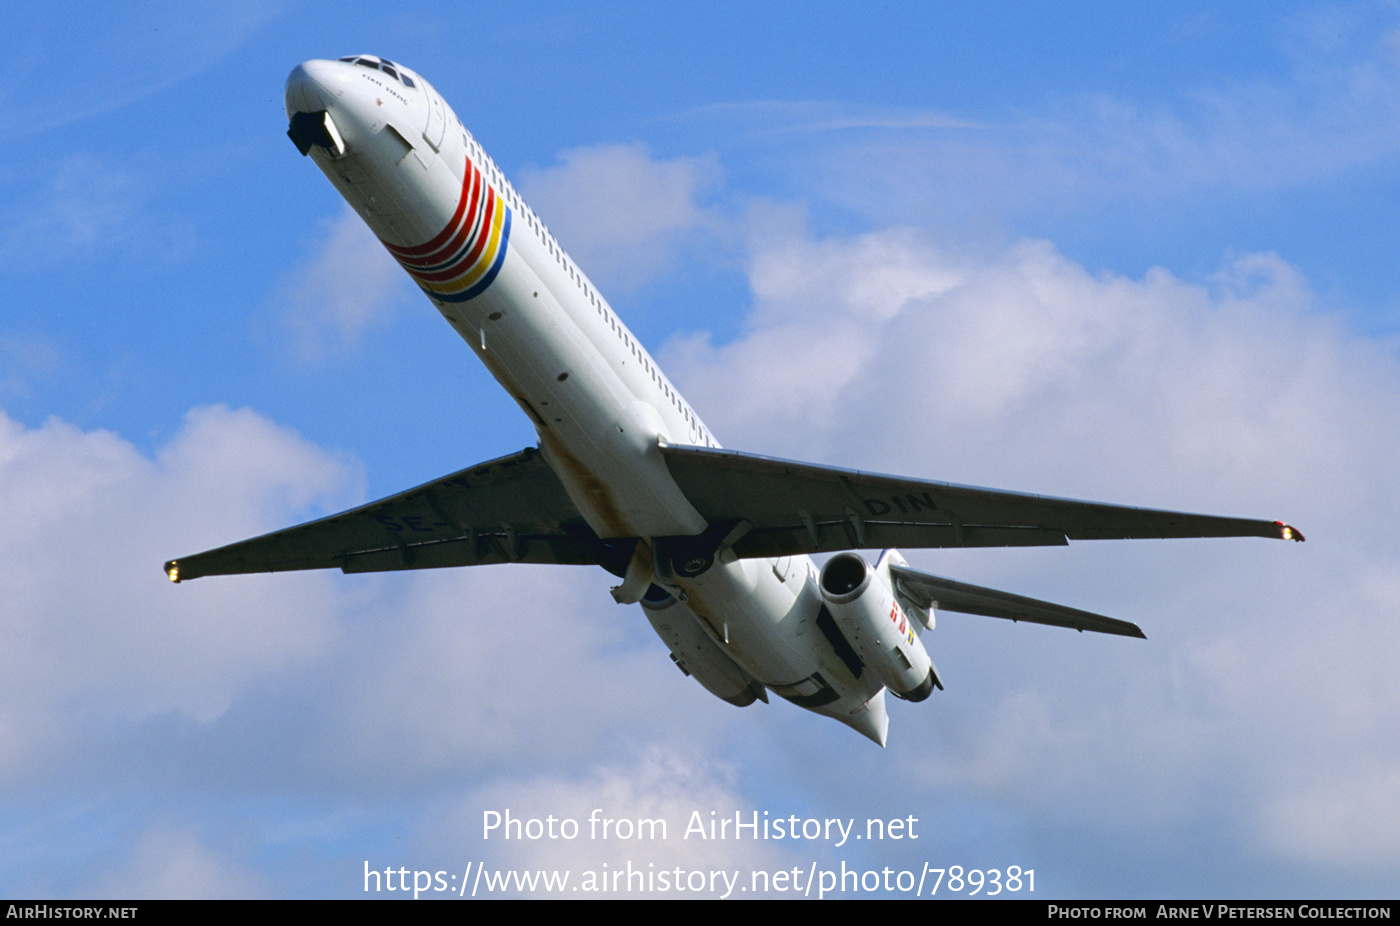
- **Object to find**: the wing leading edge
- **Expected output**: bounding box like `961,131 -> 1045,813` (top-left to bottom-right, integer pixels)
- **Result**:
656,443 -> 1302,557
165,447 -> 628,582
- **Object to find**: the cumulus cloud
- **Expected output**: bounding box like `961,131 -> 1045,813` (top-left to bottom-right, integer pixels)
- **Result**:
1261,764 -> 1400,869
128,136 -> 1391,898
662,228 -> 966,458
517,143 -> 724,292
424,748 -> 800,897
0,398 -> 760,896
0,405 -> 362,784
274,207 -> 410,362
410,134 -> 1399,887
660,223 -> 1400,882
11,20 -> 1400,893
302,565 -> 725,784
666,229 -> 1391,513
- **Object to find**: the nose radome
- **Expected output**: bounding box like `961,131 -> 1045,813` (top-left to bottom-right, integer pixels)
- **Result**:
284,59 -> 348,119
285,61 -> 351,158
286,59 -> 389,158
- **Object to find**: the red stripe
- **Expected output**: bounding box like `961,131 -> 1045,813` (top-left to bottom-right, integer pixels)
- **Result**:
383,156 -> 474,258
398,166 -> 485,272
411,186 -> 498,284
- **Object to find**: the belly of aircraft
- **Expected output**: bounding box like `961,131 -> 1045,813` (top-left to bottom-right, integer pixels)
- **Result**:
675,556 -> 886,721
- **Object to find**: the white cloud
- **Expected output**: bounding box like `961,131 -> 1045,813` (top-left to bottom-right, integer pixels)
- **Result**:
662,223 -> 1400,874
0,398 -> 765,897
709,16 -> 1400,237
8,75 -> 1400,892
662,228 -> 967,458
518,143 -> 723,292
666,230 -> 1394,515
505,150 -> 1400,879
275,207 -> 410,362
680,99 -> 985,135
424,748 -> 799,898
304,565 -> 721,782
1261,764 -> 1400,869
0,405 -> 362,783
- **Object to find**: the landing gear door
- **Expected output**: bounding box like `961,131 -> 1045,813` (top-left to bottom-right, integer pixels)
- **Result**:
422,86 -> 447,152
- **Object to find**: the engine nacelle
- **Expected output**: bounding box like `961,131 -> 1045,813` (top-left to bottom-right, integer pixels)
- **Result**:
641,584 -> 767,707
819,551 -> 938,702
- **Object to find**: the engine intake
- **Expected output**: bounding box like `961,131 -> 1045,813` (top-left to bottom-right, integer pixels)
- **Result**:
819,552 -> 938,702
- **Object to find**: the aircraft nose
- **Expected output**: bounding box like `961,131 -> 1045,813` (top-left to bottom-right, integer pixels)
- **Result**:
284,59 -> 345,118
286,59 -> 384,158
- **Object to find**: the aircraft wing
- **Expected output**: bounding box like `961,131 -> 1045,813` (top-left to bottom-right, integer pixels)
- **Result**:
165,447 -> 621,582
888,563 -> 1146,638
658,443 -> 1302,557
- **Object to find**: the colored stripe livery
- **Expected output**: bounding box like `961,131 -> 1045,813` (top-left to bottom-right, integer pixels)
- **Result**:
382,155 -> 511,302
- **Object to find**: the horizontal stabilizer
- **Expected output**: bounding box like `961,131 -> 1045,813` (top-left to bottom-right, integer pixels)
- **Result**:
889,563 -> 1145,638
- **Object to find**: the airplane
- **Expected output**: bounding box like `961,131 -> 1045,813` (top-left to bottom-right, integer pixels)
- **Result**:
163,56 -> 1303,746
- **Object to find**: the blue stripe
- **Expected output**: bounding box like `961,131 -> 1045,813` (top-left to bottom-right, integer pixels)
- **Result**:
423,210 -> 512,304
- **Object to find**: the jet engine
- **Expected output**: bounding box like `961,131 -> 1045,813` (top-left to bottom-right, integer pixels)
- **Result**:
641,585 -> 767,707
819,551 -> 939,702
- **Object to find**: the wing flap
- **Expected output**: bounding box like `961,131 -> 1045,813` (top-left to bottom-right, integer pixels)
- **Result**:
165,447 -> 617,582
889,563 -> 1146,638
658,443 -> 1301,557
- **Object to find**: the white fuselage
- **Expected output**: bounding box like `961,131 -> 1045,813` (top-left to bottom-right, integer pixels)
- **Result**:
285,58 -> 890,743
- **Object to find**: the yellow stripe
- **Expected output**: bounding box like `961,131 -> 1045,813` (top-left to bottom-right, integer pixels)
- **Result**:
436,197 -> 506,296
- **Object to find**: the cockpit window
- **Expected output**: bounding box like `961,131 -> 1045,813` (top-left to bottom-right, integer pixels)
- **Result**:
338,55 -> 414,89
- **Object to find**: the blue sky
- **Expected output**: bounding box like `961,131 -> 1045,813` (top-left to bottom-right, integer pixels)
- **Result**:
3,0 -> 1398,899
